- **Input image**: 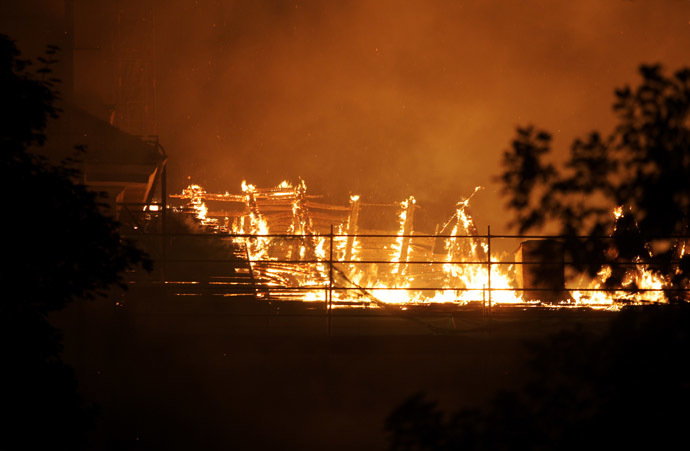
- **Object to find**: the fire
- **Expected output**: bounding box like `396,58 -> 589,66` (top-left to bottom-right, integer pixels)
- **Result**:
436,194 -> 524,306
391,196 -> 415,271
171,180 -> 671,309
240,180 -> 271,261
571,207 -> 670,307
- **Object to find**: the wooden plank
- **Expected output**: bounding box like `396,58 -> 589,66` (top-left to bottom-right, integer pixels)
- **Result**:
304,201 -> 350,211
360,203 -> 401,208
207,210 -> 246,217
309,212 -> 349,222
264,212 -> 294,220
256,205 -> 294,213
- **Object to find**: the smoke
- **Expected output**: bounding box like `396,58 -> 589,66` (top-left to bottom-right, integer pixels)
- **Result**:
3,0 -> 689,232
153,0 -> 689,232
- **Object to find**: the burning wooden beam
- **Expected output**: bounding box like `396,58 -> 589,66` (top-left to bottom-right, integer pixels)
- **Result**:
345,195 -> 361,261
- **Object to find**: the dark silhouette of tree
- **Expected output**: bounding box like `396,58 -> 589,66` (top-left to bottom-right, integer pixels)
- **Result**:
386,65 -> 690,450
499,64 -> 690,301
0,34 -> 150,449
386,393 -> 449,451
386,304 -> 690,450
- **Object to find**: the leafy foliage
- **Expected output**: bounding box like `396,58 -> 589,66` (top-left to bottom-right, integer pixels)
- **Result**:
386,305 -> 690,450
1,36 -> 150,314
498,65 -> 690,300
386,65 -> 690,451
0,34 -> 150,449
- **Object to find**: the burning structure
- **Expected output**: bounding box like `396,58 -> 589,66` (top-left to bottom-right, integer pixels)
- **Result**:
164,180 -> 673,310
8,2 -> 677,312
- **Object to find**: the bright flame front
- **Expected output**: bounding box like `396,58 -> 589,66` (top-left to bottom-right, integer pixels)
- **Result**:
172,180 -> 672,309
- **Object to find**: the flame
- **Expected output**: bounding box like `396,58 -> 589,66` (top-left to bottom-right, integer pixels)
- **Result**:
180,184 -> 216,227
391,196 -> 414,267
173,181 -> 672,309
613,205 -> 624,220
571,207 -> 670,308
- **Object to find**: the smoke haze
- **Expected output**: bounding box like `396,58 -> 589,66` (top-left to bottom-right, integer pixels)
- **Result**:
3,0 -> 689,231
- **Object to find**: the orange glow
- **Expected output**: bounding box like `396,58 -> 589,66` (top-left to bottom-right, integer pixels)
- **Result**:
172,180 -> 671,309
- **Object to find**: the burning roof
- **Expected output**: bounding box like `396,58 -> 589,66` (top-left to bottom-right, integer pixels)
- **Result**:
168,179 -> 671,309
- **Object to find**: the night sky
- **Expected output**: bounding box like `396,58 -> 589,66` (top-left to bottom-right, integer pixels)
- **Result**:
3,0 -> 690,231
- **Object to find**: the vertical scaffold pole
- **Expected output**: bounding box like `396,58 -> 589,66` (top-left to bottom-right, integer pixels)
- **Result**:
161,162 -> 167,283
328,225 -> 334,336
487,225 -> 492,316
345,197 -> 360,261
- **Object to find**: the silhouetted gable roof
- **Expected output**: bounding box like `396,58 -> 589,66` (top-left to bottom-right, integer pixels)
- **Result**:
41,102 -> 162,167
39,102 -> 165,204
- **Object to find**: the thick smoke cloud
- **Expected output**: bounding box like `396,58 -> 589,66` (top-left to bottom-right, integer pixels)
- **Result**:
3,0 -> 689,231
153,0 -> 689,231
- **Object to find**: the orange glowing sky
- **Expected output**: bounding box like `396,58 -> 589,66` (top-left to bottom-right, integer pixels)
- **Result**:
2,0 -> 690,231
